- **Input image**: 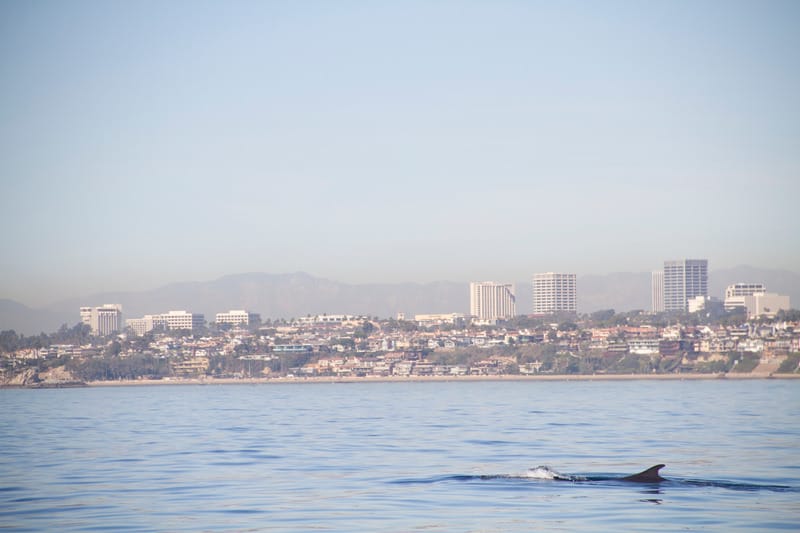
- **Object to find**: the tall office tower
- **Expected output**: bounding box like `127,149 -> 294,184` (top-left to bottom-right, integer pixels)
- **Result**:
80,304 -> 123,336
469,281 -> 516,321
651,270 -> 665,313
663,259 -> 708,312
532,272 -> 577,314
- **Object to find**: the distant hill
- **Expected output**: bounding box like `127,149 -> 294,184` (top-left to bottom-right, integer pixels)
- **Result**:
2,266 -> 797,335
574,272 -> 652,313
45,272 -> 469,327
0,299 -> 71,336
710,265 -> 800,304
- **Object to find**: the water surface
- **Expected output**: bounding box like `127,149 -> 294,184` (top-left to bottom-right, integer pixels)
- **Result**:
1,380 -> 798,531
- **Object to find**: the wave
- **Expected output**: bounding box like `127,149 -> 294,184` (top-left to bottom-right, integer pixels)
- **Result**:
521,465 -> 582,481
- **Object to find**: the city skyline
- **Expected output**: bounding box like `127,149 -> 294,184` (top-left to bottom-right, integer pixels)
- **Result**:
2,264 -> 798,336
79,262 -> 792,334
2,2 -> 799,306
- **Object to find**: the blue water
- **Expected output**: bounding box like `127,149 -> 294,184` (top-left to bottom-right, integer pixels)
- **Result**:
1,380 -> 798,532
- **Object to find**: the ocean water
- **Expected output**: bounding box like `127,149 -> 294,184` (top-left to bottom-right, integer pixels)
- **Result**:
1,380 -> 798,532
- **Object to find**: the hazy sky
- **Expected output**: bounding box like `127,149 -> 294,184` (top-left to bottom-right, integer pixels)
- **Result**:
1,1 -> 799,306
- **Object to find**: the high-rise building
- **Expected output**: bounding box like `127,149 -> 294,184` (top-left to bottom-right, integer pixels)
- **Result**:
663,259 -> 708,312
532,272 -> 577,314
651,271 -> 665,313
724,283 -> 766,311
469,282 -> 516,321
80,304 -> 123,336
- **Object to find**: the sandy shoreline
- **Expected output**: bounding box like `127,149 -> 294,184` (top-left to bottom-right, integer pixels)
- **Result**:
83,372 -> 800,387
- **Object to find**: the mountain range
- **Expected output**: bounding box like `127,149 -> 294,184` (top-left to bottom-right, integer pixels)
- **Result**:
2,266 -> 798,335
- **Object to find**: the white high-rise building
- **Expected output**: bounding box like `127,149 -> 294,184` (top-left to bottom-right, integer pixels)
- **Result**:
532,273 -> 577,314
80,304 -> 123,336
469,282 -> 516,321
663,259 -> 708,312
651,271 -> 665,313
724,283 -> 767,311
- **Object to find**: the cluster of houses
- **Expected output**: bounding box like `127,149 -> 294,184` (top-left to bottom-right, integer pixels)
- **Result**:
4,312 -> 798,380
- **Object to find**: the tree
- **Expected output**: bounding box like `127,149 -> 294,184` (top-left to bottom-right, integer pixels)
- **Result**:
590,309 -> 616,324
558,321 -> 578,332
105,340 -> 122,357
234,341 -> 255,356
0,330 -> 21,353
335,337 -> 356,349
777,309 -> 800,322
359,321 -> 376,336
778,354 -> 800,373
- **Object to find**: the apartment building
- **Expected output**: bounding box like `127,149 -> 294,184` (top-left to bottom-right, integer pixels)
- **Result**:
469,282 -> 516,321
532,272 -> 577,314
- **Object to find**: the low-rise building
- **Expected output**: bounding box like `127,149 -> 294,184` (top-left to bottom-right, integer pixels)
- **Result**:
414,313 -> 466,327
215,310 -> 261,326
127,311 -> 204,334
745,293 -> 791,319
171,357 -> 209,377
724,283 -> 766,311
628,338 -> 661,355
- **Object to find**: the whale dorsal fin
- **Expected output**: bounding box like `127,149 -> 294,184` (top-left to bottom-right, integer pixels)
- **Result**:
621,464 -> 666,482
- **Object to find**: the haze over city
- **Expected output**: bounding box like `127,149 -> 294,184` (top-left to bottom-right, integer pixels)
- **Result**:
1,1 -> 799,307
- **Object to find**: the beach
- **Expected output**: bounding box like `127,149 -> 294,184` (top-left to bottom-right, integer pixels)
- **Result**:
86,372 -> 800,387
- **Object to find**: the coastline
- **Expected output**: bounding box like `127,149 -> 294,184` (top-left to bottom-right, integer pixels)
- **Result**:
81,372 -> 800,387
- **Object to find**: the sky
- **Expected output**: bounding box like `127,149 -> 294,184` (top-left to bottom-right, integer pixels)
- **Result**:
1,0 -> 799,306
